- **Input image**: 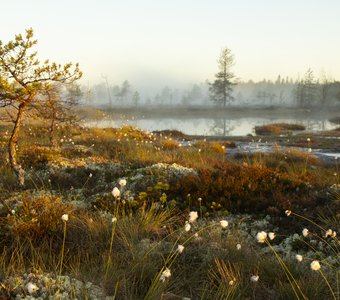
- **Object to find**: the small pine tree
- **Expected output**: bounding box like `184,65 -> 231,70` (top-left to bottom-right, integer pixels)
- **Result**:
0,28 -> 82,185
209,48 -> 236,107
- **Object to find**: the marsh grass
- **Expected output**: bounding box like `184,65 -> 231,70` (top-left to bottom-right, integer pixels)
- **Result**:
0,122 -> 339,299
255,123 -> 306,135
0,196 -> 338,299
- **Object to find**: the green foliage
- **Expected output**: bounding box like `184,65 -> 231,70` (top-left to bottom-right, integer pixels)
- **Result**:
294,68 -> 317,108
0,28 -> 82,108
209,47 -> 236,107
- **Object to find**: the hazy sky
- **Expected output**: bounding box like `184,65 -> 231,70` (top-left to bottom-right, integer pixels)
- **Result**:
1,0 -> 339,88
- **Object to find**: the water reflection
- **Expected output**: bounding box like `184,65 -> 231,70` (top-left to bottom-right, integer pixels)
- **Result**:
85,117 -> 338,136
209,118 -> 236,136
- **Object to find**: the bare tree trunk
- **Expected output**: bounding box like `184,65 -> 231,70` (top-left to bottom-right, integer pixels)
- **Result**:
8,102 -> 26,186
49,112 -> 57,147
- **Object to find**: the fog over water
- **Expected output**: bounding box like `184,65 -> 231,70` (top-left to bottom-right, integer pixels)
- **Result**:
2,1 -> 340,86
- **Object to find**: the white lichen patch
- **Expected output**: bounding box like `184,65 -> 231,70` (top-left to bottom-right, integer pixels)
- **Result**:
3,273 -> 109,300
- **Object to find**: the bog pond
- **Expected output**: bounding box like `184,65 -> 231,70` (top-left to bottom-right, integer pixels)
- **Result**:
83,107 -> 340,163
85,112 -> 338,136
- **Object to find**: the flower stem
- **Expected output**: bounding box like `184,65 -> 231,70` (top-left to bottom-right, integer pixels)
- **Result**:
58,221 -> 67,292
319,269 -> 336,300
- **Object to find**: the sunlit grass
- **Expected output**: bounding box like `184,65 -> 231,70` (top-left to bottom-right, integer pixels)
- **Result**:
0,121 -> 339,298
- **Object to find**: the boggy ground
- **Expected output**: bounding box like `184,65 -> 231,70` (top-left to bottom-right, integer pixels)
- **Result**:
0,121 -> 339,299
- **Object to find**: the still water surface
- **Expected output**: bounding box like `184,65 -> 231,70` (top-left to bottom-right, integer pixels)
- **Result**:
86,117 -> 337,136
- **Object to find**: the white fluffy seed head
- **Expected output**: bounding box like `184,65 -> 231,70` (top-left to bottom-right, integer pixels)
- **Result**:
325,229 -> 333,237
236,243 -> 241,250
220,220 -> 228,228
250,275 -> 259,282
256,231 -> 267,243
177,245 -> 185,253
160,268 -> 171,282
302,228 -> 309,237
189,211 -> 198,223
119,179 -> 127,187
185,222 -> 191,232
61,214 -> 69,222
310,260 -> 321,271
285,210 -> 292,216
268,232 -> 275,240
26,282 -> 39,294
296,254 -> 303,262
112,187 -> 121,198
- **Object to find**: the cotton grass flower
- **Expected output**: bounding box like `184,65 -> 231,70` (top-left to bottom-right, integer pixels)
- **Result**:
185,222 -> 191,232
296,254 -> 303,262
325,229 -> 333,237
26,282 -> 39,294
61,214 -> 69,222
256,231 -> 267,243
229,280 -> 235,286
177,245 -> 185,253
302,228 -> 309,237
112,187 -> 121,198
119,179 -> 127,187
285,210 -> 292,216
250,275 -> 259,282
310,260 -> 321,271
268,232 -> 276,240
189,211 -> 198,223
160,268 -> 171,282
236,243 -> 241,250
220,220 -> 228,228
59,213 -> 69,291
112,217 -> 117,223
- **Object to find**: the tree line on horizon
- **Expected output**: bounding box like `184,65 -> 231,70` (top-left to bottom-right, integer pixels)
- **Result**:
87,65 -> 340,109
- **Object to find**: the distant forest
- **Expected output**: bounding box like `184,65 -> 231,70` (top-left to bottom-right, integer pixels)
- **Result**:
84,70 -> 340,108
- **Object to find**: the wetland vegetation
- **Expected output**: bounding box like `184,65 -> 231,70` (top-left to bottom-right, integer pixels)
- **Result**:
0,26 -> 339,300
0,115 -> 339,299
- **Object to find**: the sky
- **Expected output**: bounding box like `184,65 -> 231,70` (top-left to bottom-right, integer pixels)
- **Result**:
1,0 -> 340,89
